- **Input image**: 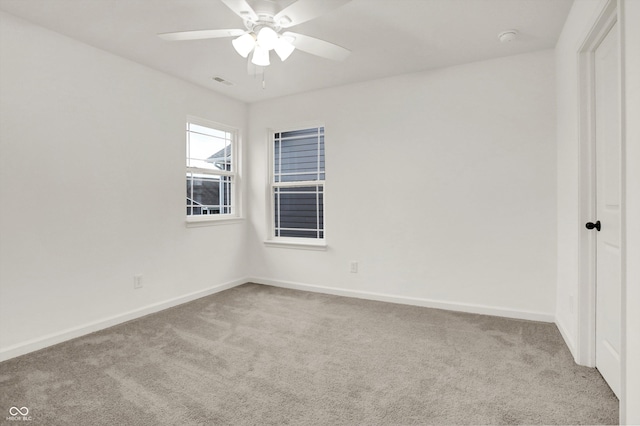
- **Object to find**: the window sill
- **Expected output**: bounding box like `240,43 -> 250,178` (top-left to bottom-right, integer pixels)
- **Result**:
186,216 -> 243,228
264,239 -> 327,251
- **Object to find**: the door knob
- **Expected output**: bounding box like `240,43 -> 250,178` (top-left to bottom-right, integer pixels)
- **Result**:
585,220 -> 601,231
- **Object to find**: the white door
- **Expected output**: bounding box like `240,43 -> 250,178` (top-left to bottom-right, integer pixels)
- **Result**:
594,21 -> 621,398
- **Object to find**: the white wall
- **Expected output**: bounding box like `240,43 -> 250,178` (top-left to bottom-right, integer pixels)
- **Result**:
0,11 -> 248,360
247,50 -> 557,321
555,0 -> 640,422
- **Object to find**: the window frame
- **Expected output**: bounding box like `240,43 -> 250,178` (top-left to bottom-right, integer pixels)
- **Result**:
266,124 -> 327,249
186,116 -> 241,226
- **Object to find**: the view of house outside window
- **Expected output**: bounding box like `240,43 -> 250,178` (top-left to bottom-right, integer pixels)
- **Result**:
272,126 -> 325,240
186,119 -> 236,218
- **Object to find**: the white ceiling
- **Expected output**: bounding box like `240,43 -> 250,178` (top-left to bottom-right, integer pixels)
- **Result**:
0,0 -> 573,103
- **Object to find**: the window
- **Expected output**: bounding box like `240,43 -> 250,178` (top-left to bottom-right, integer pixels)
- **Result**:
186,118 -> 237,220
271,126 -> 325,240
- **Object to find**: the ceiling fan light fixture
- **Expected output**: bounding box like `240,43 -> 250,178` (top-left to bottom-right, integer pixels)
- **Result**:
232,32 -> 256,58
274,37 -> 295,61
159,0 -> 354,74
278,16 -> 292,26
256,27 -> 278,50
251,45 -> 270,66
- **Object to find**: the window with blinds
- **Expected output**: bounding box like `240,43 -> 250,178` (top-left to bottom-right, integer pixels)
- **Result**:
272,126 -> 325,239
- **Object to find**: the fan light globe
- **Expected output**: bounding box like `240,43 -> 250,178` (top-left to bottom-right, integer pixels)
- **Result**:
232,33 -> 256,58
257,27 -> 278,50
251,45 -> 270,66
274,37 -> 295,61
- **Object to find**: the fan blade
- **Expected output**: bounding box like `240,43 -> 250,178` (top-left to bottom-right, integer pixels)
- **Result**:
158,29 -> 244,41
283,32 -> 350,61
220,0 -> 259,22
275,0 -> 351,28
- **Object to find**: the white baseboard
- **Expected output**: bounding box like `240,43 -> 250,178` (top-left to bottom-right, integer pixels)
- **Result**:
1,277 -> 557,362
555,316 -> 579,362
0,277 -> 247,362
249,277 -> 555,323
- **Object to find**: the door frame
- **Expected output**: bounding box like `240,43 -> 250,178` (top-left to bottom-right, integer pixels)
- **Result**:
576,0 -> 626,404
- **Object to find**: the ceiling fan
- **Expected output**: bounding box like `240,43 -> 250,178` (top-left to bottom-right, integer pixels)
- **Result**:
158,0 -> 352,71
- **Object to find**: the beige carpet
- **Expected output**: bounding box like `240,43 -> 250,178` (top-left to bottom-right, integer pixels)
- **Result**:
0,283 -> 618,425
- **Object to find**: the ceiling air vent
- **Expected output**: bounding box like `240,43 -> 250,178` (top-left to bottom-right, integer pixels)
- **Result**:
213,77 -> 234,86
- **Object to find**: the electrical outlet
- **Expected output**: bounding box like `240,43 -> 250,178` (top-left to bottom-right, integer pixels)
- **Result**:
134,275 -> 143,289
350,261 -> 358,273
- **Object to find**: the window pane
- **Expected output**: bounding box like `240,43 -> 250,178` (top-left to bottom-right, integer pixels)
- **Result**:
187,125 -> 232,171
280,127 -> 324,139
186,119 -> 236,218
186,173 -> 233,215
272,126 -> 324,239
274,128 -> 324,183
279,229 -> 320,238
188,123 -> 228,139
274,185 -> 323,238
